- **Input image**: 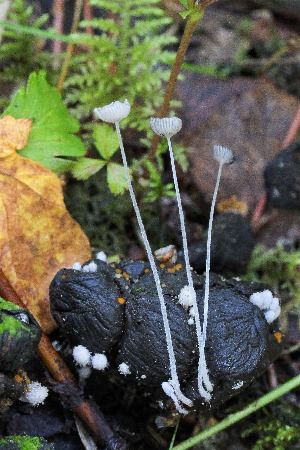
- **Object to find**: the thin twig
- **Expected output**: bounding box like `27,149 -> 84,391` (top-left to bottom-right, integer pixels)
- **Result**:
251,103 -> 300,225
282,104 -> 300,149
57,0 -> 84,92
83,0 -> 93,35
148,16 -> 198,161
0,268 -> 128,449
52,0 -> 64,66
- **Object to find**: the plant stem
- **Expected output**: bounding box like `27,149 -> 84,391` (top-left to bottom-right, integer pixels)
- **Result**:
83,0 -> 93,35
57,0 -> 83,92
52,0 -> 64,65
0,268 -> 128,449
172,373 -> 300,450
148,0 -> 219,161
148,16 -> 198,161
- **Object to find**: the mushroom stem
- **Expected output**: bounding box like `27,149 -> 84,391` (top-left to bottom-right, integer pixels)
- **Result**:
167,137 -> 212,399
115,123 -> 192,409
199,146 -> 233,395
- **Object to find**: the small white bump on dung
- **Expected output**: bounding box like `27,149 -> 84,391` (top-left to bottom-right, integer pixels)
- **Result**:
213,145 -> 233,165
96,251 -> 107,261
23,382 -> 49,406
72,262 -> 82,271
250,290 -> 281,323
178,285 -> 195,309
118,362 -> 131,375
73,345 -> 91,367
94,99 -> 130,124
250,289 -> 273,309
82,261 -> 98,273
92,353 -> 108,371
150,117 -> 182,138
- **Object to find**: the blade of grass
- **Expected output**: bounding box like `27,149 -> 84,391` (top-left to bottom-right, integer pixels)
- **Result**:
173,373 -> 300,450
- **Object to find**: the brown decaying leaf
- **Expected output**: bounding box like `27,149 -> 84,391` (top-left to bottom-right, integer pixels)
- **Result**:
177,76 -> 300,210
0,116 -> 91,333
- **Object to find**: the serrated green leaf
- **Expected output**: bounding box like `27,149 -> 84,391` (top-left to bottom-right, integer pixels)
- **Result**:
2,71 -> 85,172
107,163 -> 128,195
93,123 -> 119,160
178,0 -> 188,8
72,158 -> 106,180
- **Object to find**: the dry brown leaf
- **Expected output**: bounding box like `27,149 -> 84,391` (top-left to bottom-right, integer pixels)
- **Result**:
178,76 -> 300,210
0,115 -> 91,333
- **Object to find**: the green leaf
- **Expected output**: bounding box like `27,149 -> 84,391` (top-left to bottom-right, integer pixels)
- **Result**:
72,158 -> 106,180
178,0 -> 188,8
93,123 -> 119,160
107,163 -> 128,195
179,10 -> 191,19
2,71 -> 85,172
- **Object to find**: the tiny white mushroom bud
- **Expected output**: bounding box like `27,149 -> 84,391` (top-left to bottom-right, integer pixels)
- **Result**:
94,99 -> 130,124
73,345 -> 91,367
24,382 -> 48,406
92,353 -> 108,371
118,362 -> 131,375
150,117 -> 182,138
96,251 -> 107,261
72,262 -> 82,271
213,145 -> 233,165
178,285 -> 194,309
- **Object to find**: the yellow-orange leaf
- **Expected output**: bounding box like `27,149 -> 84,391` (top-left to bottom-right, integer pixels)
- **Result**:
0,116 -> 91,333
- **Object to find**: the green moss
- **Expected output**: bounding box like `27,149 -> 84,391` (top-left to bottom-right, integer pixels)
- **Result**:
0,297 -> 30,338
0,435 -> 53,450
0,298 -> 23,312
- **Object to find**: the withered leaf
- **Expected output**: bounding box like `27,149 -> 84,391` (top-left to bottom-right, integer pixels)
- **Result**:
0,116 -> 91,333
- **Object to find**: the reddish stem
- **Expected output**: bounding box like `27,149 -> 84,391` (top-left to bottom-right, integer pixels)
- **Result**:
0,268 -> 128,449
83,0 -> 93,35
52,0 -> 64,64
282,104 -> 300,149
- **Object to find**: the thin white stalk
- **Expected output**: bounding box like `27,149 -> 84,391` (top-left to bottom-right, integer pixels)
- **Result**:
115,123 -> 192,408
198,162 -> 224,392
167,138 -> 212,399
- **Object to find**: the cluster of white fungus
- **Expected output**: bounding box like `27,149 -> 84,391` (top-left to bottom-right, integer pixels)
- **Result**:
23,382 -> 49,406
72,345 -> 108,375
82,261 -> 98,273
250,290 -> 281,323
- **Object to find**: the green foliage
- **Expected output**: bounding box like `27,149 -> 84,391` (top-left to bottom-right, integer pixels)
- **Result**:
64,0 -> 177,138
143,160 -> 175,202
0,435 -> 54,450
72,123 -> 128,194
243,405 -> 300,450
2,71 -> 85,174
0,0 -> 52,96
244,244 -> 300,302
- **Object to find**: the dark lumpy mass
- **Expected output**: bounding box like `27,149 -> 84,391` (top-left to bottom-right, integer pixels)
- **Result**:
0,304 -> 41,373
50,259 -> 283,408
50,260 -> 125,354
264,142 -> 300,209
